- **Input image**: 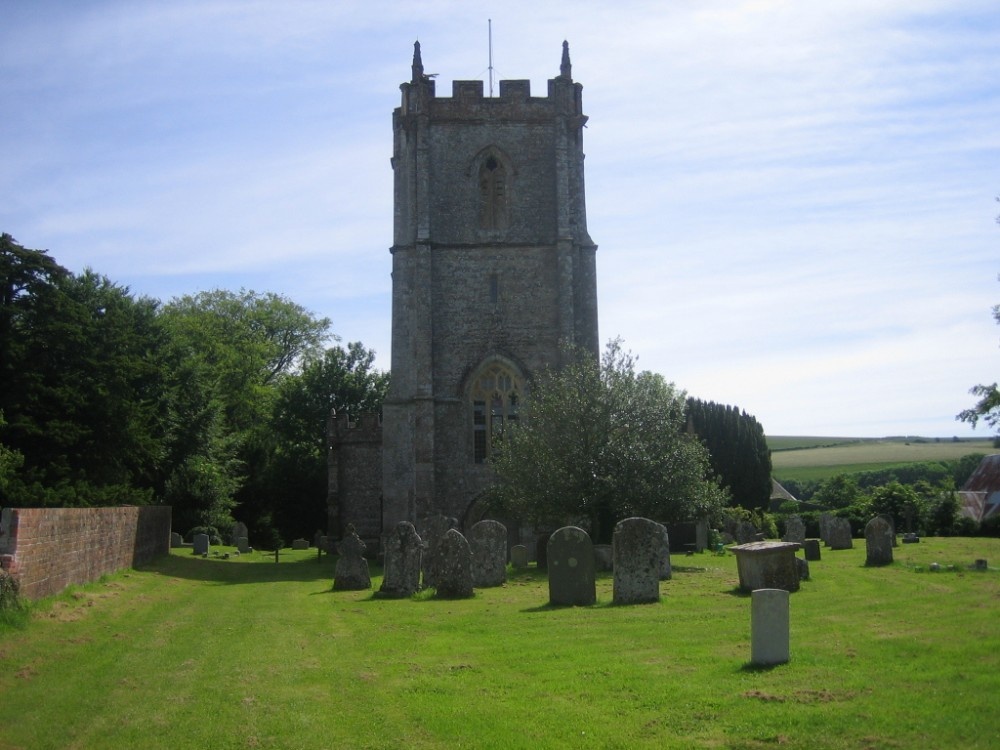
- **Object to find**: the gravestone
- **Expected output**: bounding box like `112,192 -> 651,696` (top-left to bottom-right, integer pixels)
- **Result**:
819,513 -> 834,546
731,541 -> 801,593
469,520 -> 507,588
826,517 -> 853,550
535,534 -> 549,571
612,517 -> 668,605
511,544 -> 529,571
313,530 -> 325,549
782,516 -> 806,545
658,526 -> 672,582
292,538 -> 309,550
333,528 -> 371,591
803,539 -> 821,561
192,533 -> 210,555
236,536 -> 250,554
170,532 -> 183,548
735,521 -> 758,544
796,557 -> 810,581
865,516 -> 894,566
751,588 -> 790,666
592,544 -> 613,572
432,529 -> 474,599
230,522 -> 249,547
547,526 -> 596,606
377,522 -> 423,598
419,514 -> 456,588
974,559 -> 988,571
902,533 -> 920,544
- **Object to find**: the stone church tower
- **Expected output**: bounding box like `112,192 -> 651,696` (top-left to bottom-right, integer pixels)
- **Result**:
379,41 -> 599,532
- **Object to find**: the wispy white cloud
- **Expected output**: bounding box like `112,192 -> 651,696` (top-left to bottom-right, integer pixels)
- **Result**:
1,0 -> 997,436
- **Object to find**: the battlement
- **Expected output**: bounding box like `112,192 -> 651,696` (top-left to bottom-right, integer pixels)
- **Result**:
397,40 -> 584,121
328,411 -> 383,442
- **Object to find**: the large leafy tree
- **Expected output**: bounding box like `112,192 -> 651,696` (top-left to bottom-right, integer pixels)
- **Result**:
488,340 -> 728,541
158,289 -> 332,534
1,235 -> 171,505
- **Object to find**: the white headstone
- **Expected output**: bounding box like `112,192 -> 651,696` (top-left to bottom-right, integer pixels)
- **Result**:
751,588 -> 790,666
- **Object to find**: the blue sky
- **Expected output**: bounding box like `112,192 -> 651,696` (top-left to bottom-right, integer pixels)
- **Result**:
2,0 -> 998,437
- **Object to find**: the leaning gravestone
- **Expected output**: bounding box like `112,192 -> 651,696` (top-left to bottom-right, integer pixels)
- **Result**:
333,528 -> 371,591
612,517 -> 668,605
419,514 -> 455,589
864,516 -> 894,566
827,517 -> 854,550
193,533 -> 210,555
469,520 -> 507,588
377,522 -> 423,598
783,516 -> 806,545
547,526 -> 596,606
511,544 -> 529,570
432,529 -> 474,599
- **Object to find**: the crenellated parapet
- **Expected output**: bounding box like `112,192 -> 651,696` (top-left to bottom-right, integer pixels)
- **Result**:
397,41 -> 586,123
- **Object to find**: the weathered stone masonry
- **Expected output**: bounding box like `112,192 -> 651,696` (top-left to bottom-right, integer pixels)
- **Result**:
376,41 -> 599,538
0,505 -> 171,600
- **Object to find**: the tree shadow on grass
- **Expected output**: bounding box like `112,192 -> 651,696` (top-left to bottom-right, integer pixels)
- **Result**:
141,549 -> 339,586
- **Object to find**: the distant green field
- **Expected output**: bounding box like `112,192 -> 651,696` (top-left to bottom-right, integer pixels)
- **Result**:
768,436 -> 995,483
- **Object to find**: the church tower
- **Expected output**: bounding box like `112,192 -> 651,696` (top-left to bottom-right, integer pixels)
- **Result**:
381,41 -> 598,531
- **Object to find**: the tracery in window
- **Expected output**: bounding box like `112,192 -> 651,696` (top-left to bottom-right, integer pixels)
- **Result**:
479,154 -> 508,230
470,361 -> 522,464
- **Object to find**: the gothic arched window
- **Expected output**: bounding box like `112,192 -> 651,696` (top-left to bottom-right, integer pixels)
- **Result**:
470,361 -> 523,464
479,154 -> 508,230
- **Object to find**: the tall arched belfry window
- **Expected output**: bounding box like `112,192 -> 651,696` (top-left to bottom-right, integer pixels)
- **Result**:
479,154 -> 508,230
470,361 -> 523,463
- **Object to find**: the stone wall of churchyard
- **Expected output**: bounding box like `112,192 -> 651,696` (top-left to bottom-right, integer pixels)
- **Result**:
0,505 -> 171,600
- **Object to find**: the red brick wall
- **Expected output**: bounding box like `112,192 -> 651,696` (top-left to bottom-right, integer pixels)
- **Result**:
0,506 -> 171,600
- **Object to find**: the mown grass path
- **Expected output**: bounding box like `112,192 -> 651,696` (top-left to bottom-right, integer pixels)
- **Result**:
2,540 -> 999,749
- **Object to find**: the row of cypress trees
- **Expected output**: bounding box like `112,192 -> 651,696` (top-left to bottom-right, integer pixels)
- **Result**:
685,398 -> 773,510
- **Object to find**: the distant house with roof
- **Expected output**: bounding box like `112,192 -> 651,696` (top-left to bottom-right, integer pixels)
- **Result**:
958,454 -> 1000,524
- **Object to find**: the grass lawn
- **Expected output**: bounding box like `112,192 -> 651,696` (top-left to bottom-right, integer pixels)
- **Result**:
2,539 -> 999,749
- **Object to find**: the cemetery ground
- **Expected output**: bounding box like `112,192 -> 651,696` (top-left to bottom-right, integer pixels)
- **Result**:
1,539 -> 998,750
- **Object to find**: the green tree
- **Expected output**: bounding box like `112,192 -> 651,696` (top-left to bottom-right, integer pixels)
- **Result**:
1,236 -> 171,505
868,481 -> 922,532
262,342 -> 389,539
812,474 -> 861,509
158,289 -> 332,534
488,340 -> 728,540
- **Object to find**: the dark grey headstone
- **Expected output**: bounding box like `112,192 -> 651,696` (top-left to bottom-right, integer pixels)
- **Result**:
612,517 -> 668,605
827,517 -> 853,550
592,544 -> 613,572
803,539 -> 821,561
377,522 -> 422,598
864,516 -> 894,566
432,529 -> 474,599
230,522 -> 249,547
783,516 -> 806,545
333,531 -> 371,591
469,520 -> 507,587
547,526 -> 596,606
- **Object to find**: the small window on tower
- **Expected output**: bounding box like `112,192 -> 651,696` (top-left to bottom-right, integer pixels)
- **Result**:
479,154 -> 508,230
